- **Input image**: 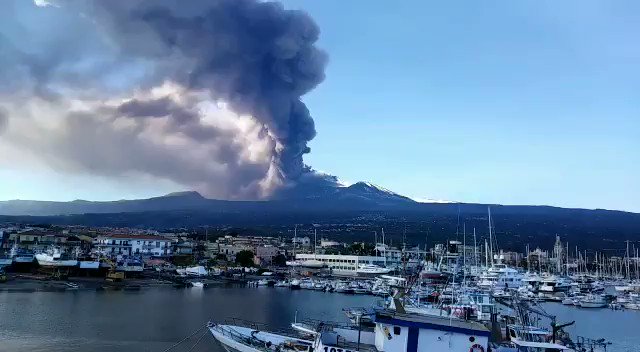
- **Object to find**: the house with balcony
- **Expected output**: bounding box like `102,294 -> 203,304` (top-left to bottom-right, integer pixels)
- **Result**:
94,234 -> 173,257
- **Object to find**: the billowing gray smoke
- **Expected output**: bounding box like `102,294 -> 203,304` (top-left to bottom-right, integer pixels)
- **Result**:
95,0 -> 327,180
0,0 -> 335,199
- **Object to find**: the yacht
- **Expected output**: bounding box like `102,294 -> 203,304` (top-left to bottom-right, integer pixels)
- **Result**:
578,294 -> 608,308
478,264 -> 523,289
356,263 -> 392,276
539,276 -> 572,293
35,247 -> 78,267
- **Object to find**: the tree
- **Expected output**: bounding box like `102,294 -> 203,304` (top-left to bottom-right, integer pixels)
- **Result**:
272,254 -> 287,267
235,250 -> 255,267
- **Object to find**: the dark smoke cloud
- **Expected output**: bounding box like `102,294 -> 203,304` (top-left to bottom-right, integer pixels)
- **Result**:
91,0 -> 328,181
0,0 -> 335,199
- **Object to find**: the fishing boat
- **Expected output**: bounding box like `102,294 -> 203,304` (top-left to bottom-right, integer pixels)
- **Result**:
35,247 -> 78,267
208,321 -> 313,352
209,308 -> 490,352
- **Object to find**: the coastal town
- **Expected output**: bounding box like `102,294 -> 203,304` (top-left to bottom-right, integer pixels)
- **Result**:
2,220 -> 638,351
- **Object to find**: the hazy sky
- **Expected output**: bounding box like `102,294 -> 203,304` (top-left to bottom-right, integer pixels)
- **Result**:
1,0 -> 638,211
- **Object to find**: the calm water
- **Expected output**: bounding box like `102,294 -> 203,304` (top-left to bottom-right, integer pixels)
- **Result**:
0,287 -> 638,352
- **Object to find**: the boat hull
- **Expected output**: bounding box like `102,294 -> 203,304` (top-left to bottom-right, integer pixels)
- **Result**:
35,255 -> 78,267
209,324 -> 311,352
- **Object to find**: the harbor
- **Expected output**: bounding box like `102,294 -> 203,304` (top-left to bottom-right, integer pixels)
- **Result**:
2,220 -> 640,352
1,285 -> 639,352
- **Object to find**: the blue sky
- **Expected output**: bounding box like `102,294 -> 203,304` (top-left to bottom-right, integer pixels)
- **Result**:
1,0 -> 638,211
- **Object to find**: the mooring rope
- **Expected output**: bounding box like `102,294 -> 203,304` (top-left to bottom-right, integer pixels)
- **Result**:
186,331 -> 209,352
161,324 -> 207,352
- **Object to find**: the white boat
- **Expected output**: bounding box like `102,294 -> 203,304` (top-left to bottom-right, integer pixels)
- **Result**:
184,265 -> 208,276
274,280 -> 290,288
35,247 -> 78,267
539,275 -> 572,293
355,264 -> 392,276
291,322 -> 318,337
561,297 -> 575,305
209,308 -> 490,352
191,281 -> 205,288
290,279 -> 301,290
209,323 -> 313,352
9,245 -> 34,264
64,282 -> 79,289
477,264 -> 523,289
578,294 -> 607,308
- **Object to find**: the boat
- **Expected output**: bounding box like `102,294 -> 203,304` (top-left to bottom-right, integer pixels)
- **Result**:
178,265 -> 208,276
64,282 -> 79,290
191,281 -> 205,288
477,264 -> 523,289
116,256 -> 144,272
539,276 -> 572,293
0,253 -> 12,267
355,264 -> 392,276
291,322 -> 318,337
9,245 -> 35,264
495,325 -> 572,352
35,247 -> 78,267
578,294 -> 608,308
208,321 -> 313,352
561,297 -> 575,305
275,280 -> 290,288
290,279 -> 301,290
209,307 -> 490,352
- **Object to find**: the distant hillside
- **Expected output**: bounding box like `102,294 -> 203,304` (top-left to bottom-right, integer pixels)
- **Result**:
1,184 -> 639,252
0,182 -> 415,216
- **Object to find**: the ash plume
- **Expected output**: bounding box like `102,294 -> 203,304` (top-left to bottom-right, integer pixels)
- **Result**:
0,0 -> 334,199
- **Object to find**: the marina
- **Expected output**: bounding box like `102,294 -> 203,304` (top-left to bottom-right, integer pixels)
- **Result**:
0,285 -> 639,352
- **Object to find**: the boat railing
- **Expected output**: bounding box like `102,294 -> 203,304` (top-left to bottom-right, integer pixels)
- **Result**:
221,317 -> 300,338
211,323 -> 273,351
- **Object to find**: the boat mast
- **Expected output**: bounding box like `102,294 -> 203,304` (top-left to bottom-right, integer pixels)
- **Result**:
381,228 -> 386,267
488,206 -> 493,268
473,227 -> 478,272
293,225 -> 297,257
463,223 -> 467,287
314,228 -> 317,259
626,240 -> 631,280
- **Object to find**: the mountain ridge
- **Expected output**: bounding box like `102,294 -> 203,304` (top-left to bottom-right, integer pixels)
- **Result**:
0,181 -> 637,216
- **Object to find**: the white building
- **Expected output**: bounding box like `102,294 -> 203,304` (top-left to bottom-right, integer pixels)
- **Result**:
94,234 -> 173,257
295,253 -> 387,275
